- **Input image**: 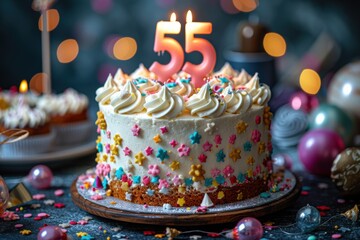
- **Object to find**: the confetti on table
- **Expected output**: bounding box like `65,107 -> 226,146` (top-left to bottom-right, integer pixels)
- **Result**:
54,189 -> 65,196
82,216 -> 93,221
59,223 -> 71,228
37,212 -> 50,218
19,229 -> 32,235
33,194 -> 46,200
14,224 -> 23,229
69,220 -> 77,225
54,203 -> 65,208
31,204 -> 41,209
44,199 -> 55,205
332,233 -> 342,239
78,219 -> 88,225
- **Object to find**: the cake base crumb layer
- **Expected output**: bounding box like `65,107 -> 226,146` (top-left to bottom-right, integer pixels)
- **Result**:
110,177 -> 269,207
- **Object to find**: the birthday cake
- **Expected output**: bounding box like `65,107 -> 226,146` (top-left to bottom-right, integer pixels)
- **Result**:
93,63 -> 273,207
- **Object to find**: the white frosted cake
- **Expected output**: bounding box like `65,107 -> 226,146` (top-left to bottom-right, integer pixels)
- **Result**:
94,63 -> 273,207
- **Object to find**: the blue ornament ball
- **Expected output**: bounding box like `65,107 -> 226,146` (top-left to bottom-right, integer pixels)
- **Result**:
296,205 -> 321,233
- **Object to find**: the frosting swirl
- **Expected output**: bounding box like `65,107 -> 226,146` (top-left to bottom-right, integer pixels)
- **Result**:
244,73 -> 271,105
186,84 -> 226,118
3,105 -> 48,128
133,78 -> 162,95
110,81 -> 145,114
130,64 -> 157,80
222,86 -> 252,114
144,86 -> 184,119
166,78 -> 194,98
113,68 -> 130,90
95,74 -> 118,104
233,69 -> 251,88
208,76 -> 234,94
214,62 -> 238,78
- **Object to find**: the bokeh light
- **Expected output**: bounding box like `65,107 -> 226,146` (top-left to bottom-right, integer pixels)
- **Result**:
38,9 -> 60,32
29,73 -> 48,94
263,32 -> 287,57
299,69 -> 321,95
220,0 -> 239,14
57,39 -> 79,63
232,0 -> 258,12
91,0 -> 113,14
113,37 -> 137,61
19,80 -> 28,93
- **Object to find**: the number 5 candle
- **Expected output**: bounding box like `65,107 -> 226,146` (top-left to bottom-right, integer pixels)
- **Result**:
149,13 -> 184,83
183,10 -> 216,88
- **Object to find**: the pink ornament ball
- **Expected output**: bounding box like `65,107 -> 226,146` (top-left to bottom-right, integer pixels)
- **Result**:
289,91 -> 319,113
298,129 -> 345,176
37,226 -> 67,240
227,217 -> 263,240
28,165 -> 53,189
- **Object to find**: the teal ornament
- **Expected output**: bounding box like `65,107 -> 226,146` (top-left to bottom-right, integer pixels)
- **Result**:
309,104 -> 355,145
296,205 -> 321,233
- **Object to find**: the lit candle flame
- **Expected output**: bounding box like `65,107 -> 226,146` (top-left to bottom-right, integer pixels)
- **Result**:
186,10 -> 193,23
19,80 -> 28,93
170,12 -> 176,22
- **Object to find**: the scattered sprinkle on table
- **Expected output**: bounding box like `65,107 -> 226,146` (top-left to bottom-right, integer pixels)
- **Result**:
54,189 -> 65,196
32,194 -> 46,200
332,233 -> 342,239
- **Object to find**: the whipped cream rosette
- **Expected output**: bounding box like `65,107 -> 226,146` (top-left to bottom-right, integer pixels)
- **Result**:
222,86 -> 253,114
244,73 -> 271,106
213,62 -> 238,78
95,74 -> 118,104
110,80 -> 144,114
113,68 -> 130,90
186,83 -> 226,118
133,78 -> 161,95
165,78 -> 194,98
144,86 -> 184,119
130,64 -> 157,80
233,69 -> 252,87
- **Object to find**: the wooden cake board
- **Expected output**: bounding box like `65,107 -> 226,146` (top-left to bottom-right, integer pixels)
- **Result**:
71,171 -> 301,226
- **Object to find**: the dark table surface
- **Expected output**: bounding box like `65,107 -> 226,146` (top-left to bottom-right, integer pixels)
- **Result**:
1,153 -> 360,240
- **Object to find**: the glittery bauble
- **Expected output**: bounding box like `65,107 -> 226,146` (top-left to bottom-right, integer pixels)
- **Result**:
271,105 -> 308,149
298,129 -> 345,176
331,148 -> 360,196
37,226 -> 67,240
0,175 -> 10,216
28,165 -> 53,189
309,103 -> 355,145
272,153 -> 292,170
231,217 -> 263,240
296,205 -> 321,233
289,91 -> 319,113
328,61 -> 360,121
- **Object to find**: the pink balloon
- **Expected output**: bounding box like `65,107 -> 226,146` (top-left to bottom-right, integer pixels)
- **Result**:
28,165 -> 53,189
298,129 -> 345,176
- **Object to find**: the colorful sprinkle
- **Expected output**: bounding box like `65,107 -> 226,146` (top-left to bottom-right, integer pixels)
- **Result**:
177,144 -> 191,157
189,164 -> 205,182
169,139 -> 178,147
177,197 -> 186,207
123,147 -> 132,156
32,194 -> 46,200
148,164 -> 160,176
228,134 -> 236,144
251,129 -> 261,143
114,134 -> 122,146
169,161 -> 180,171
198,153 -> 207,163
204,122 -> 216,134
243,141 -> 252,152
134,152 -> 146,166
223,165 -> 234,177
131,124 -> 141,136
255,115 -> 261,124
235,120 -> 248,134
156,148 -> 169,161
229,148 -> 241,162
202,141 -> 213,152
189,131 -> 202,144
160,126 -> 168,134
260,192 -> 271,198
144,146 -> 153,156
211,168 -> 221,178
217,191 -> 225,199
214,134 -> 222,144
54,189 -> 64,197
153,134 -> 162,143
19,229 -> 32,235
332,234 -> 342,239
216,149 -> 226,162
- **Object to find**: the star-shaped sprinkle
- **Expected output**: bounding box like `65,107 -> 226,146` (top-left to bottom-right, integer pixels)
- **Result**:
177,144 -> 190,157
223,165 -> 234,177
148,164 -> 160,176
169,161 -> 180,171
246,156 -> 255,165
135,152 -> 146,166
217,191 -> 225,199
236,120 -> 248,134
160,126 -> 168,134
77,219 -> 88,225
229,134 -> 236,144
111,145 -> 119,156
156,148 -> 169,162
172,175 -> 182,186
146,189 -> 154,196
189,131 -> 201,144
169,139 -> 178,147
198,154 -> 207,163
177,197 -> 185,207
77,232 -> 88,237
258,142 -> 266,154
144,146 -> 153,156
114,134 -> 122,146
211,168 -> 221,178
131,124 -> 141,136
204,122 -> 216,134
189,164 -> 205,182
105,144 -> 111,153
116,167 -> 125,179
202,141 -> 213,152
123,147 -> 131,156
214,134 -> 222,144
216,149 -> 226,162
229,148 -> 241,162
153,134 -> 162,143
19,229 -> 32,235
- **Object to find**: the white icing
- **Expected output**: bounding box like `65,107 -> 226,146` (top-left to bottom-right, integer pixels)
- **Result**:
3,105 -> 48,128
110,81 -> 144,114
214,62 -> 238,78
144,86 -> 184,119
113,68 -> 130,90
96,74 -> 118,104
133,78 -> 161,95
244,73 -> 271,106
186,84 -> 226,118
165,79 -> 194,98
223,86 -> 253,114
233,69 -> 252,87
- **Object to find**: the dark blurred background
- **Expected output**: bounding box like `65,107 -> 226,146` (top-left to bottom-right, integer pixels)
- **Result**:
0,0 -> 359,99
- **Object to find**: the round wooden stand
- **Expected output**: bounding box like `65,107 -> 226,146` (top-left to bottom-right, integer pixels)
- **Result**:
71,172 -> 301,226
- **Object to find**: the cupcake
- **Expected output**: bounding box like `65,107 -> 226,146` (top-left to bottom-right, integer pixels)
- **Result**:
37,88 -> 91,145
0,105 -> 55,156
